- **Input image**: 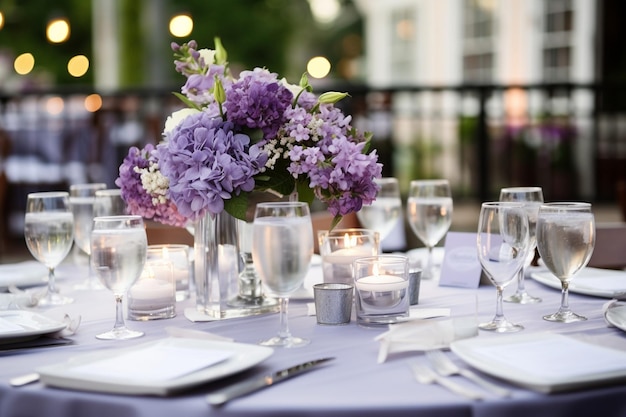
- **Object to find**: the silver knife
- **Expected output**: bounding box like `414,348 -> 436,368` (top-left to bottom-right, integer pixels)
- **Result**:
206,357 -> 334,406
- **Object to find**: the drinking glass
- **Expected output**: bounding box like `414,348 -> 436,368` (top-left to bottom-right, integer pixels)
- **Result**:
69,183 -> 106,289
536,202 -> 595,323
407,179 -> 453,280
476,202 -> 529,332
91,215 -> 147,340
24,191 -> 75,306
94,188 -> 127,217
499,186 -> 544,304
356,177 -> 402,244
251,202 -> 313,347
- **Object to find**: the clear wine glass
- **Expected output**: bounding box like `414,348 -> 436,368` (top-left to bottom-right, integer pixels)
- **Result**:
91,215 -> 147,340
24,191 -> 75,307
94,188 -> 127,217
356,177 -> 402,246
69,183 -> 106,289
499,186 -> 544,304
536,202 -> 595,323
407,179 -> 453,280
251,202 -> 313,347
476,202 -> 530,332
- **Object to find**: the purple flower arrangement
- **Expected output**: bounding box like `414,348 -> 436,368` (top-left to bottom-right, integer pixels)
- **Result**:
116,38 -> 382,227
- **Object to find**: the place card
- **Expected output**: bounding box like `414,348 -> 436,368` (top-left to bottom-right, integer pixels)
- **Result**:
438,232 -> 482,288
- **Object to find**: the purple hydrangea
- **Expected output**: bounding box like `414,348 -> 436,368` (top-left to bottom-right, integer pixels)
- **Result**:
115,144 -> 188,227
156,112 -> 268,220
225,68 -> 293,140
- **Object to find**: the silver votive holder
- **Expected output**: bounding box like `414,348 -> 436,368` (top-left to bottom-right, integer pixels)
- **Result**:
409,268 -> 422,305
313,283 -> 354,325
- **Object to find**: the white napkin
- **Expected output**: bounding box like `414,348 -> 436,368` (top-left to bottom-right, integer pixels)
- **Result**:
375,316 -> 478,363
183,307 -> 221,322
0,261 -> 47,289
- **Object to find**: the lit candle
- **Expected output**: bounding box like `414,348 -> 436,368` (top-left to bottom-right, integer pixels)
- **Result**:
355,274 -> 408,292
128,262 -> 176,311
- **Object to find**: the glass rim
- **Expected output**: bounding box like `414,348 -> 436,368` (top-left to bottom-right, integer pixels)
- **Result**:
500,186 -> 543,192
93,215 -> 143,222
539,202 -> 592,209
27,191 -> 69,198
318,227 -> 378,236
255,201 -> 308,208
148,244 -> 189,251
353,254 -> 409,265
481,201 -> 526,208
95,189 -> 122,196
409,179 -> 449,185
69,183 -> 107,190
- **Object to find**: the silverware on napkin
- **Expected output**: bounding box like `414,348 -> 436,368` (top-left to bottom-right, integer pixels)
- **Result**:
206,357 -> 334,406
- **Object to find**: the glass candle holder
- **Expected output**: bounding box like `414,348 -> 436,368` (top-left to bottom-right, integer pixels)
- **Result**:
318,228 -> 380,286
147,244 -> 191,301
128,260 -> 176,320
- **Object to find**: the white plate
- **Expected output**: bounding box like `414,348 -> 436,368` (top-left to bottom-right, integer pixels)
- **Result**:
37,338 -> 273,396
605,303 -> 626,331
451,332 -> 626,393
530,267 -> 626,299
0,311 -> 67,343
0,261 -> 48,291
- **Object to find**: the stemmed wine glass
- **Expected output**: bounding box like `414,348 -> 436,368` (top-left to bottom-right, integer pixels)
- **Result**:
499,186 -> 544,304
91,215 -> 147,340
536,202 -> 595,323
356,177 -> 402,248
251,202 -> 313,347
407,179 -> 453,280
94,188 -> 127,217
24,191 -> 75,306
69,183 -> 106,289
476,202 -> 530,332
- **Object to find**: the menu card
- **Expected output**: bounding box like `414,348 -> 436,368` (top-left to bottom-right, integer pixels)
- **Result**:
438,232 -> 482,288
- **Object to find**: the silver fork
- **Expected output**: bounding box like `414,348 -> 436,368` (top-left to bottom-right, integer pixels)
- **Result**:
409,361 -> 484,400
426,350 -> 511,398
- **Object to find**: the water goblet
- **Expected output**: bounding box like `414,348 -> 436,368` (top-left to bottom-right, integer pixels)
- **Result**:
251,202 -> 313,347
407,179 -> 453,280
356,177 -> 402,246
91,215 -> 147,340
536,202 -> 595,323
70,183 -> 107,289
94,188 -> 127,217
24,191 -> 75,306
499,186 -> 544,304
476,202 -> 530,332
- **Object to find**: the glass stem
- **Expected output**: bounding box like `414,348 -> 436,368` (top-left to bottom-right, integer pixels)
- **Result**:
425,246 -> 434,279
47,267 -> 57,295
113,295 -> 126,330
494,286 -> 505,322
515,267 -> 526,293
277,297 -> 291,340
559,281 -> 571,313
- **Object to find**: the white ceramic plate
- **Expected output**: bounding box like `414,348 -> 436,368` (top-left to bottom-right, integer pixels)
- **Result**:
530,267 -> 626,299
37,338 -> 273,396
0,261 -> 48,291
605,303 -> 626,331
0,311 -> 67,343
451,332 -> 626,393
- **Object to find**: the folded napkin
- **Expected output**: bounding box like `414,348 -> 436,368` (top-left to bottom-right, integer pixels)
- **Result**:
375,316 -> 478,363
0,261 -> 47,289
0,293 -> 38,310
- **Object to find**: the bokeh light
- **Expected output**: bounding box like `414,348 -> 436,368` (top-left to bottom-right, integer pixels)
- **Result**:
46,97 -> 64,115
68,55 -> 89,77
0,11 -> 4,30
307,56 -> 331,79
169,14 -> 193,37
14,53 -> 35,75
47,18 -> 70,43
84,94 -> 103,112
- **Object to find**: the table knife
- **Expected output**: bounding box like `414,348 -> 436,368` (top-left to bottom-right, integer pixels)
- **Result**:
206,357 -> 334,406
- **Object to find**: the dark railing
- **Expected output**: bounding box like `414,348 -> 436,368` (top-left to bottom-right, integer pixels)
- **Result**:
1,82 -> 625,238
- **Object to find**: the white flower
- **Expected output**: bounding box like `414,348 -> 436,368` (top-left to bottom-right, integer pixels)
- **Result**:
163,108 -> 201,137
280,78 -> 301,98
198,49 -> 216,66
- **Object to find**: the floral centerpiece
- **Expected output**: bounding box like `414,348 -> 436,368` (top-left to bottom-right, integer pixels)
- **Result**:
116,38 -> 382,228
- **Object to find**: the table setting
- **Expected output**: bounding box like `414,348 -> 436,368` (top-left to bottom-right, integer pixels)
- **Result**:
3,37 -> 626,417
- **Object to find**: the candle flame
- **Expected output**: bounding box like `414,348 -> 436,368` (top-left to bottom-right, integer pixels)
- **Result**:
343,233 -> 358,248
162,246 -> 170,260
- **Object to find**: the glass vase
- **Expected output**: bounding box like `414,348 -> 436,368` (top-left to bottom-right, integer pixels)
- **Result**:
194,210 -> 278,319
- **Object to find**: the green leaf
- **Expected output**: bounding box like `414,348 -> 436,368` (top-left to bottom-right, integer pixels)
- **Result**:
329,214 -> 343,231
295,179 -> 315,204
214,37 -> 228,65
223,195 -> 248,221
172,92 -> 202,110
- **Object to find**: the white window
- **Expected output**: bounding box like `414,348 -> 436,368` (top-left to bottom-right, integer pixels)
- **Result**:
462,0 -> 495,82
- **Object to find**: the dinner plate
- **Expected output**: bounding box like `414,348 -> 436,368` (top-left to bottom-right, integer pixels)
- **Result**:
37,338 -> 273,396
605,303 -> 626,331
0,261 -> 48,291
451,332 -> 626,393
530,267 -> 626,299
0,311 -> 67,344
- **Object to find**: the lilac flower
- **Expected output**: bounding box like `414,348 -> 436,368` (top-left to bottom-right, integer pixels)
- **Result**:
156,112 -> 268,220
115,145 -> 188,227
225,68 -> 293,140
